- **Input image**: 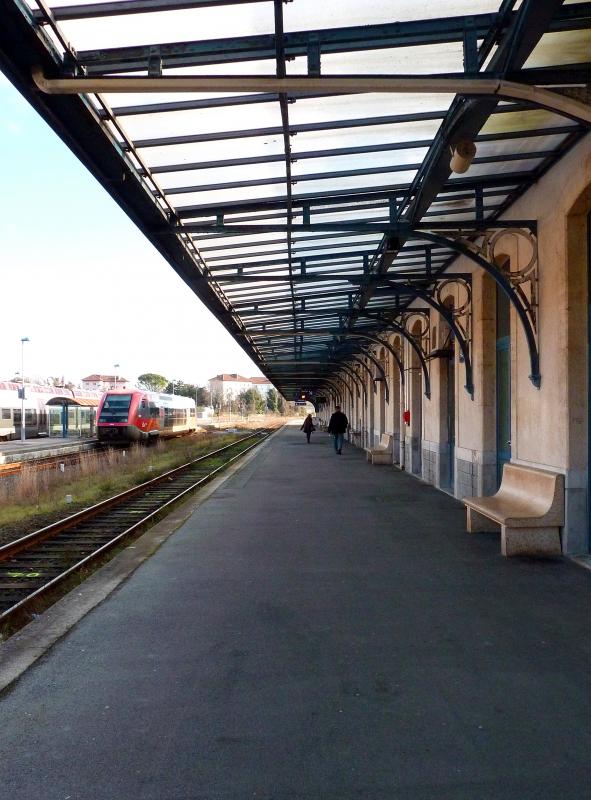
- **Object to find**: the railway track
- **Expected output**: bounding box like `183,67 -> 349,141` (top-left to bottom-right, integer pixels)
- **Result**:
0,429 -> 270,633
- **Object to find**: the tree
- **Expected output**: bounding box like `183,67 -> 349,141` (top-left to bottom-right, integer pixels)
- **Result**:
239,388 -> 266,415
266,387 -> 279,413
277,396 -> 286,415
195,386 -> 211,407
165,379 -> 200,400
138,373 -> 168,392
211,390 -> 223,413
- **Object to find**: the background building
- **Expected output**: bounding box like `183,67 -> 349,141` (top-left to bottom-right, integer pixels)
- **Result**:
81,374 -> 132,391
249,376 -> 273,397
208,374 -> 273,403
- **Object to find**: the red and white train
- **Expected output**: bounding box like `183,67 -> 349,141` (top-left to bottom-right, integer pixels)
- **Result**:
96,390 -> 197,443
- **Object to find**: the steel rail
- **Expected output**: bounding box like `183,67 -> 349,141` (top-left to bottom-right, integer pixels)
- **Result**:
0,430 -> 270,628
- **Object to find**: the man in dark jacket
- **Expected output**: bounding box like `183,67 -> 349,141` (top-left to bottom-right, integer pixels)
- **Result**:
327,406 -> 348,455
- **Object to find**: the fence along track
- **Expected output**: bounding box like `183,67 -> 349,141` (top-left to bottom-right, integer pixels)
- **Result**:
0,430 -> 269,629
0,442 -> 105,478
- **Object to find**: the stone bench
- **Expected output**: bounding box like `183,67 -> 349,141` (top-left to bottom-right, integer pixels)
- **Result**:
366,434 -> 393,465
463,463 -> 564,557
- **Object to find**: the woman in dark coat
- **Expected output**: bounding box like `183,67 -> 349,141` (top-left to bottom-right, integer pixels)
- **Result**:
301,413 -> 315,443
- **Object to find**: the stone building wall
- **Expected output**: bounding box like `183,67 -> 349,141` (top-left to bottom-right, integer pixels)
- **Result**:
324,131 -> 591,553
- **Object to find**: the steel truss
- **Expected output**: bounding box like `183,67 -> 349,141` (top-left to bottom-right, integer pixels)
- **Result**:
0,0 -> 587,400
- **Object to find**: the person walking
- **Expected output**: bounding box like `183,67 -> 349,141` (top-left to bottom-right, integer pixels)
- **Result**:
301,413 -> 315,444
327,405 -> 348,455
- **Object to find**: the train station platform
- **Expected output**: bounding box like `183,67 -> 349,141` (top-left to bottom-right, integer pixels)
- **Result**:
0,437 -> 98,465
1,423 -> 591,799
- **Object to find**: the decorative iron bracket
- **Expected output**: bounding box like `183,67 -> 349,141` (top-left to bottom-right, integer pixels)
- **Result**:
387,279 -> 474,396
390,284 -> 474,399
360,312 -> 432,399
434,276 -> 473,365
415,226 -> 540,387
337,332 -> 405,387
351,348 -> 390,404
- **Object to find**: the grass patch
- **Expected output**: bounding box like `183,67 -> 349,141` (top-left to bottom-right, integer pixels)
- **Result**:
0,431 -> 255,543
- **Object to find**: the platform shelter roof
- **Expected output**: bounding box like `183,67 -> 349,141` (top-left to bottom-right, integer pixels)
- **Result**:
1,1 -> 591,400
45,396 -> 99,407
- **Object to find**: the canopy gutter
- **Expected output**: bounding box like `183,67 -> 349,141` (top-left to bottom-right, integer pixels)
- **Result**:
31,69 -> 591,125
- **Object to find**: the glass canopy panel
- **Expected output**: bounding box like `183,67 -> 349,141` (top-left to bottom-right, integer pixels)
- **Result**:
283,0 -> 503,30
290,93 -> 454,127
291,170 -> 418,194
171,184 -> 288,205
459,158 -> 546,179
139,136 -> 286,169
292,118 -> 444,156
55,4 -> 276,50
475,134 -> 570,159
104,90 -> 259,109
117,102 -> 283,142
319,43 -> 465,76
293,242 -> 382,257
310,207 -> 391,224
524,29 -> 591,67
199,233 -> 288,251
291,232 -> 382,244
209,256 -> 293,271
481,109 -> 579,137
157,162 -> 287,192
291,147 -> 430,177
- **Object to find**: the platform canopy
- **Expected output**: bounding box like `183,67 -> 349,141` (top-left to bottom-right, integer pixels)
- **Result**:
1,1 -> 591,400
45,396 -> 99,407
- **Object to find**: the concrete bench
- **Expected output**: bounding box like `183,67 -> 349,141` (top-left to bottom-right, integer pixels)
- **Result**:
366,434 -> 393,465
463,463 -> 564,557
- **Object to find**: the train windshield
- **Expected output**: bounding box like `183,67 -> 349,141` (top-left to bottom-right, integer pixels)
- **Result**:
99,394 -> 132,423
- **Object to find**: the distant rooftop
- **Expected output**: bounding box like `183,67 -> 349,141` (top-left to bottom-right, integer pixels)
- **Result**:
209,373 -> 251,383
82,374 -> 129,382
209,374 -> 272,384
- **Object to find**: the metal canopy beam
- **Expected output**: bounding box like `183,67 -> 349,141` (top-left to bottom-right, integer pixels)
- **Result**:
175,173 -> 533,217
3,0 -> 586,404
34,0 -> 269,20
338,0 -> 573,371
63,5 -> 591,69
128,107 -> 458,149
0,0 -> 270,383
73,13 -> 506,68
404,0 -> 570,224
138,124 -> 574,172
160,151 -> 552,197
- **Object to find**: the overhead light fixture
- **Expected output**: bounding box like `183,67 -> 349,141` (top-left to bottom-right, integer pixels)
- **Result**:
450,139 -> 477,174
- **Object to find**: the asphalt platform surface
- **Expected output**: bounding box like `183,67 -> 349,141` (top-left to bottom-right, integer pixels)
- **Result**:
1,423 -> 591,799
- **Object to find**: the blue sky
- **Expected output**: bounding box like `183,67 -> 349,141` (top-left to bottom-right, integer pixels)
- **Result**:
0,73 -> 263,387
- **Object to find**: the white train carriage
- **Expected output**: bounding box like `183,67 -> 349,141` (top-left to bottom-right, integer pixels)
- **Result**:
0,382 -> 101,440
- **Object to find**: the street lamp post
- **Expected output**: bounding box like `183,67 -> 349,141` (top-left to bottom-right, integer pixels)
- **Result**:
20,337 -> 29,442
114,363 -> 120,390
